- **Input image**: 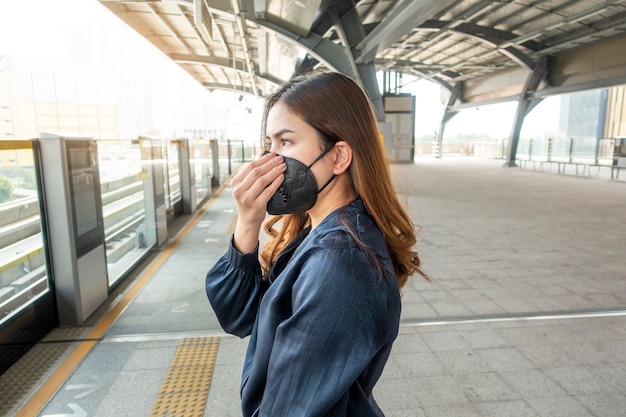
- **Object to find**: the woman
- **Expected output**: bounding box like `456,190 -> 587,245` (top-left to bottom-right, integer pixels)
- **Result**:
205,70 -> 428,417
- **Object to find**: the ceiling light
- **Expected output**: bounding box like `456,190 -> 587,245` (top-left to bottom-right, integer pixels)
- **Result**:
295,1 -> 306,8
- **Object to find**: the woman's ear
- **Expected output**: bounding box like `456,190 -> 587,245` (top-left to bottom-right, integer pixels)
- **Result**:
332,141 -> 353,175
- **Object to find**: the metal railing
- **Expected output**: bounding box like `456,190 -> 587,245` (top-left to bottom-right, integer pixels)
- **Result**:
516,137 -> 615,165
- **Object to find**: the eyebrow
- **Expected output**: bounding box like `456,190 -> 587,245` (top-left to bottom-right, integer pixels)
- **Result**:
266,128 -> 295,139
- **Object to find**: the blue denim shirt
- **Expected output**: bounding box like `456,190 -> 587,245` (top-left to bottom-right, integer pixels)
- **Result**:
205,199 -> 401,417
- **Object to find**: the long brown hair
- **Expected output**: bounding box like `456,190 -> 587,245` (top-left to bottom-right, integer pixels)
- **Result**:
259,71 -> 429,288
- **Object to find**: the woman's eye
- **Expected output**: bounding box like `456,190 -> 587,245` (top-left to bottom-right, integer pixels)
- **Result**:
264,138 -> 291,151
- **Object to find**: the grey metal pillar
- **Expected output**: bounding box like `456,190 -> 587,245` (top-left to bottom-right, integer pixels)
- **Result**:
328,2 -> 385,121
178,138 -> 197,214
37,133 -> 108,326
139,137 -> 168,248
358,64 -> 385,122
436,82 -> 462,158
504,57 -> 548,167
210,139 -> 220,187
436,112 -> 459,159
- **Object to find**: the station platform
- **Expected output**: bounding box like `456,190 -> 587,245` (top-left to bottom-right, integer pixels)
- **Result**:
2,156 -> 626,417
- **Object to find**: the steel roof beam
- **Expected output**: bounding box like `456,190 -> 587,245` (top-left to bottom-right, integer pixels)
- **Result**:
327,2 -> 362,83
231,0 -> 258,96
202,82 -> 256,94
146,3 -> 194,53
170,52 -> 280,86
170,53 -> 247,72
253,18 -> 357,79
354,0 -> 458,64
420,20 -> 545,51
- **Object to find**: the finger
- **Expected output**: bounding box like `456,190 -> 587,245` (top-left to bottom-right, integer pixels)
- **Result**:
233,169 -> 284,226
257,172 -> 284,204
233,151 -> 278,185
250,159 -> 286,197
232,158 -> 285,205
236,153 -> 284,193
236,162 -> 286,207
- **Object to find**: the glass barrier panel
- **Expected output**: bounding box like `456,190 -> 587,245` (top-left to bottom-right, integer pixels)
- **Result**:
216,140 -> 257,184
570,137 -> 597,160
192,140 -> 212,204
166,140 -> 181,210
597,138 -> 615,165
161,142 -> 171,211
97,140 -> 154,287
216,141 -> 226,185
0,141 -> 49,325
244,141 -> 259,162
550,137 -> 570,161
517,137 -> 531,159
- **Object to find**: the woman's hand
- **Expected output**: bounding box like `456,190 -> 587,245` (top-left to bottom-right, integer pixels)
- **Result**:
231,151 -> 285,253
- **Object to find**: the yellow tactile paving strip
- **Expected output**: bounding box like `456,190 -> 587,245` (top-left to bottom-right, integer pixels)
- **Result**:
0,342 -> 75,416
150,337 -> 220,417
0,327 -> 93,416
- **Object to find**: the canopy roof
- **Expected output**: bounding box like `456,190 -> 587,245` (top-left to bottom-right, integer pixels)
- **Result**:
100,0 -> 626,104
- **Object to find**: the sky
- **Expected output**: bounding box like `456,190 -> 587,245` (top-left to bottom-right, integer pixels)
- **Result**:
0,0 -> 202,84
0,0 -> 561,142
0,1 -> 99,60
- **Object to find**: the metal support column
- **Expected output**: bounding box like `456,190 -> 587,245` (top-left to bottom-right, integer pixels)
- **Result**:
210,139 -> 220,187
504,57 -> 548,167
139,137 -> 168,248
36,133 -> 108,326
328,1 -> 384,121
178,138 -> 197,214
436,82 -> 462,158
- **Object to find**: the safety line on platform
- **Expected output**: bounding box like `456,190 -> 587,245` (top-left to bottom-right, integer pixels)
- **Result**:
16,180 -> 233,417
102,330 -> 231,343
400,307 -> 626,327
83,307 -> 626,345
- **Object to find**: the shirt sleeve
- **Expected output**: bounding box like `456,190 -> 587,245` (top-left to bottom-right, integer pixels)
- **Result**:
258,242 -> 398,416
205,237 -> 267,337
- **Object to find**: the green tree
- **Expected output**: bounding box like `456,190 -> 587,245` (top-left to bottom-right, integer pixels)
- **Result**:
0,175 -> 14,203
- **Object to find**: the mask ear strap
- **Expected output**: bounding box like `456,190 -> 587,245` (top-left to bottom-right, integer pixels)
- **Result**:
317,174 -> 336,193
309,143 -> 336,193
307,144 -> 335,168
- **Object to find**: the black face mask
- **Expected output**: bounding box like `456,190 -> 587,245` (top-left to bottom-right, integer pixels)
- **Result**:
265,147 -> 336,215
